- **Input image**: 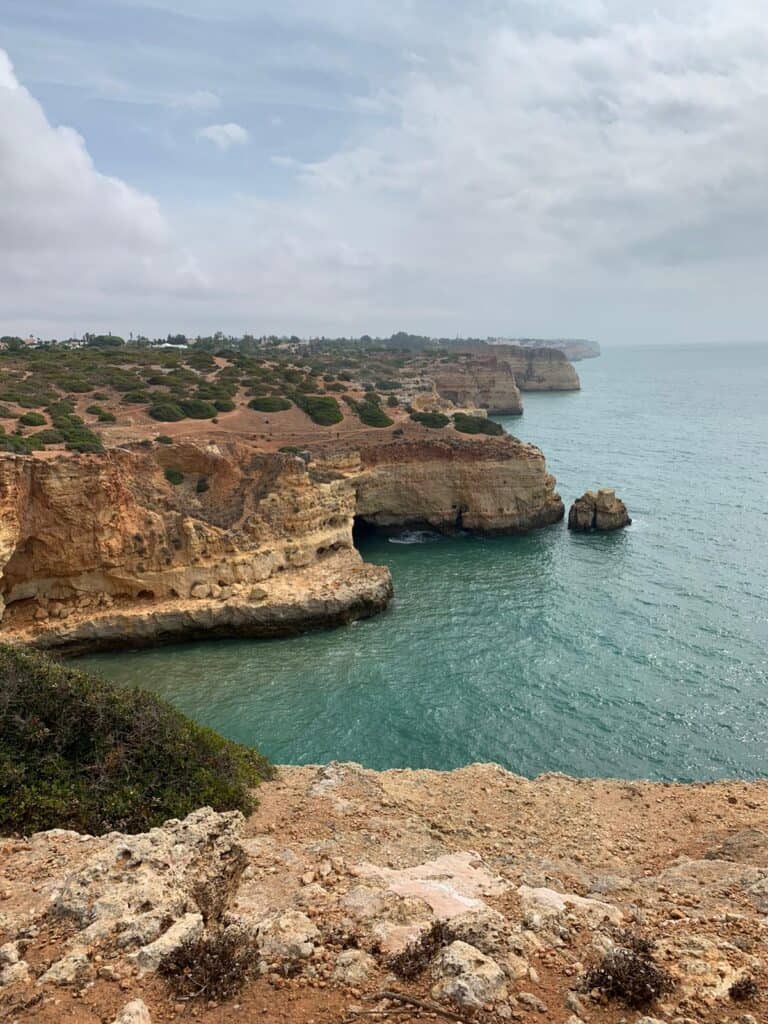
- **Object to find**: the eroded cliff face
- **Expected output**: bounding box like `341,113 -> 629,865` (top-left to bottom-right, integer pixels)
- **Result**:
356,436 -> 564,533
0,442 -> 391,649
432,359 -> 524,415
0,432 -> 563,649
478,345 -> 581,391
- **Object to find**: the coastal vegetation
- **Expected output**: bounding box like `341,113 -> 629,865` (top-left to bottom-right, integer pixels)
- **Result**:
0,644 -> 272,835
452,412 -> 505,436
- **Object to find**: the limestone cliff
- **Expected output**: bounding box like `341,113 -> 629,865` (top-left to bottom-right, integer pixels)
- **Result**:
455,343 -> 580,391
0,432 -> 563,650
432,358 -> 524,415
356,435 -> 564,533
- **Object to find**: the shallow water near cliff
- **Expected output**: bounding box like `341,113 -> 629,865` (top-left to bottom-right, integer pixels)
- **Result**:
81,344 -> 768,781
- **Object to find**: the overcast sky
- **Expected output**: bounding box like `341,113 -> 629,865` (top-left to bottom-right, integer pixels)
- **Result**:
3,1 -> 768,343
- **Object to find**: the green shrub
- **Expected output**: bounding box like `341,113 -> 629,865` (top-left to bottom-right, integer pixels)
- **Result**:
353,399 -> 393,428
165,468 -> 185,485
452,412 -> 504,436
179,399 -> 218,419
248,396 -> 292,412
98,411 -> 117,423
214,399 -> 236,412
0,644 -> 272,835
387,394 -> 399,408
294,394 -> 343,426
411,411 -> 449,429
156,435 -> 174,445
32,428 -> 65,445
0,405 -> 16,418
149,402 -> 185,422
18,411 -> 46,427
196,477 -> 210,493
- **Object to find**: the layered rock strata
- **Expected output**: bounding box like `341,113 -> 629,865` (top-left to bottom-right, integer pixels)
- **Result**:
432,358 -> 524,415
568,489 -> 631,532
357,436 -> 564,533
0,432 -> 563,649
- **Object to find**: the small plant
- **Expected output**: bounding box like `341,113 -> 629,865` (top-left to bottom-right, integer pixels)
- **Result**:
582,936 -> 674,1011
729,976 -> 758,1002
159,927 -> 260,1001
156,435 -> 173,445
196,477 -> 210,494
165,468 -> 184,485
149,401 -> 185,422
389,921 -> 455,979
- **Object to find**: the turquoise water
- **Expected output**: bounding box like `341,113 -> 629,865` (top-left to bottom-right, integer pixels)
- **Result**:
81,344 -> 768,781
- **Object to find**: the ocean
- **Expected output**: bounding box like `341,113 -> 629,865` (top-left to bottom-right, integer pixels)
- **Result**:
81,343 -> 768,781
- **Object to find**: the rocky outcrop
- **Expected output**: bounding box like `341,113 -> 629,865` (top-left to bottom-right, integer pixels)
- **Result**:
2,764 -> 767,1022
356,436 -> 564,533
568,489 -> 631,531
0,431 -> 564,649
457,343 -> 581,390
432,358 -> 523,415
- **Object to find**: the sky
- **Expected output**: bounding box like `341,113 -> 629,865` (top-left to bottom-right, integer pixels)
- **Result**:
3,1 -> 768,343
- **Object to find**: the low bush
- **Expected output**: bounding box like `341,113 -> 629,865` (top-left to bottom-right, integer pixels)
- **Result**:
149,402 -> 185,422
32,428 -> 65,445
410,411 -> 449,429
294,394 -> 343,426
354,399 -> 393,428
165,467 -> 185,485
18,411 -> 46,427
214,399 -> 236,412
179,399 -> 218,420
0,644 -> 272,835
582,936 -> 674,1011
248,396 -> 292,412
159,926 -> 260,1001
156,435 -> 174,445
196,477 -> 210,494
452,412 -> 504,436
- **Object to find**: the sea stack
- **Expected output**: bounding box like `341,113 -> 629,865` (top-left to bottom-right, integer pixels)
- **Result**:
568,489 -> 631,532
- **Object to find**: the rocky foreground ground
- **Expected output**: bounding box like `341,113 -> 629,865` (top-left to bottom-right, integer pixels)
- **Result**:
1,764 -> 766,1024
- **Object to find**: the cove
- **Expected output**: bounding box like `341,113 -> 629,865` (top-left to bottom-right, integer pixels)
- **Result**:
81,344 -> 768,781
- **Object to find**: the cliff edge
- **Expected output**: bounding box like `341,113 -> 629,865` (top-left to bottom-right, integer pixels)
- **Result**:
0,432 -> 563,651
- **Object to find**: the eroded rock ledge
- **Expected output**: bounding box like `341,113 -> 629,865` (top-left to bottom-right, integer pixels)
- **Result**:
0,433 -> 563,650
1,764 -> 766,1023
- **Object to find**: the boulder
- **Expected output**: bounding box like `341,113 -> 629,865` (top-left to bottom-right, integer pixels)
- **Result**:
112,1000 -> 152,1024
129,913 -> 204,974
256,909 -> 319,962
332,948 -> 377,985
0,961 -> 30,987
568,489 -> 631,531
38,948 -> 92,986
431,940 -> 508,1009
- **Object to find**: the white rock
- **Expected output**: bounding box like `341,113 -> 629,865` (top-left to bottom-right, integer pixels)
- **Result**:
0,961 -> 30,987
431,940 -> 508,1009
332,949 -> 377,985
256,909 -> 319,961
190,582 -> 210,599
38,949 -> 91,986
518,885 -> 623,930
0,942 -> 20,966
129,913 -> 203,974
112,1000 -> 152,1024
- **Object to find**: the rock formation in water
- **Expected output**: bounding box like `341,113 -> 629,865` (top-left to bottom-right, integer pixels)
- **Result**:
357,436 -> 564,533
0,432 -> 563,650
568,488 -> 631,531
2,764 -> 767,1023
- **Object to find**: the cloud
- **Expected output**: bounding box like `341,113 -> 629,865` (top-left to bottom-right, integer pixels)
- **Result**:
0,49 -> 203,334
171,89 -> 220,111
198,122 -> 250,150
